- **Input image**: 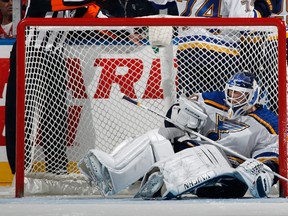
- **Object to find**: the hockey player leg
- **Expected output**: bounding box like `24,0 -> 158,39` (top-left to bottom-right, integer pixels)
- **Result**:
78,129 -> 174,196
5,42 -> 17,174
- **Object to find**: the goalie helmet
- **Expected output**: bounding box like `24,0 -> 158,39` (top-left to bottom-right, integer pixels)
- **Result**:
224,71 -> 260,119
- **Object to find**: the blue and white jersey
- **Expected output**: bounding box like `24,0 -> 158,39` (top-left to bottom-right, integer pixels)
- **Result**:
149,0 -> 261,18
196,91 -> 279,164
148,0 -> 268,60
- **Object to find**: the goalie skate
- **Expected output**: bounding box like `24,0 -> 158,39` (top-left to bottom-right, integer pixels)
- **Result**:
78,154 -> 113,196
134,171 -> 164,199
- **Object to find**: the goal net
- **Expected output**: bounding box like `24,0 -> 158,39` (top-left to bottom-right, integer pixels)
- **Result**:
15,17 -> 287,197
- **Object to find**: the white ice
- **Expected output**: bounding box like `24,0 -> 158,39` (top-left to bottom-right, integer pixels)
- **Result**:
1,186 -> 288,216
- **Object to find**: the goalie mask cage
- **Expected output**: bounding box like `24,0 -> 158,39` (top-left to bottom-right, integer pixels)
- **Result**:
16,17 -> 287,197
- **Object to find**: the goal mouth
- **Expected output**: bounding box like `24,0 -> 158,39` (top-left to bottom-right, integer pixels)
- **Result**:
15,17 -> 287,197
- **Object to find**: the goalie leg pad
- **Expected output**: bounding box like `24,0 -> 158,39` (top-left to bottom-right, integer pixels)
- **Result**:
78,129 -> 174,196
136,145 -> 235,199
78,137 -> 154,196
149,129 -> 175,161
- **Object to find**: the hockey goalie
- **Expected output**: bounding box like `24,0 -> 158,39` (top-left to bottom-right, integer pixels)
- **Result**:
78,71 -> 279,199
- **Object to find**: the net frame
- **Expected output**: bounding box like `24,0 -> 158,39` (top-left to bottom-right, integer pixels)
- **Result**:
15,17 -> 287,198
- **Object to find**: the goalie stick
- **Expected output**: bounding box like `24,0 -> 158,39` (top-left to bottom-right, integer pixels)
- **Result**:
120,93 -> 288,183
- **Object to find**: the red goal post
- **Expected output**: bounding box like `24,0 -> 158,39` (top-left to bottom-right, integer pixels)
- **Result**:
16,17 -> 287,197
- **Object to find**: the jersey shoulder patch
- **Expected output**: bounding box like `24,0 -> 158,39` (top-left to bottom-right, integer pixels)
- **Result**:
202,91 -> 228,111
249,106 -> 278,134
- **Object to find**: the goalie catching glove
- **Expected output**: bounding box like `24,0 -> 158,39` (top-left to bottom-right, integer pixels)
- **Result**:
234,159 -> 274,198
170,96 -> 208,131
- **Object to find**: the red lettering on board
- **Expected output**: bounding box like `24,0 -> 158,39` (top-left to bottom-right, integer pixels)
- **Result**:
0,58 -> 10,146
142,58 -> 163,99
94,58 -> 143,99
0,106 -> 5,146
0,58 -> 10,99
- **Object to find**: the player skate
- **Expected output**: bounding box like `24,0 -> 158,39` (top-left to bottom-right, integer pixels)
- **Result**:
78,151 -> 113,196
134,171 -> 164,199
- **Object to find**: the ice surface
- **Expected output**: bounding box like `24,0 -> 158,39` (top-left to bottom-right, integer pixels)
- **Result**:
1,185 -> 288,216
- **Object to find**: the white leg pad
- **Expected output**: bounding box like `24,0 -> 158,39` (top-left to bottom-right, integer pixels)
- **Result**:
78,129 -> 174,195
151,140 -> 174,161
136,145 -> 235,199
146,128 -> 174,161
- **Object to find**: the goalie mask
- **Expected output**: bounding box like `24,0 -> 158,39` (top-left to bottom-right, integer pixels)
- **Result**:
224,72 -> 260,119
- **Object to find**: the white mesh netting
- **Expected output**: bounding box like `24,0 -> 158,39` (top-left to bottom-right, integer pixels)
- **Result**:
18,18 -> 285,196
